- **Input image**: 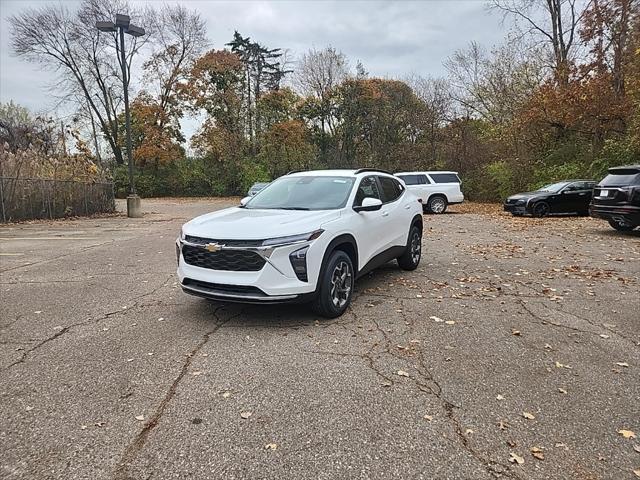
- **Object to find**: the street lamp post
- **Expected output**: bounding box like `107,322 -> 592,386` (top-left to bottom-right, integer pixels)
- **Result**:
96,14 -> 145,218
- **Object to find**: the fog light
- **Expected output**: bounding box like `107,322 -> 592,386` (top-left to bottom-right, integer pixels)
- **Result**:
289,246 -> 309,282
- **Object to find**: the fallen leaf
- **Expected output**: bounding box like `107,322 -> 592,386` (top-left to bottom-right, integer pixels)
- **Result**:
633,444 -> 640,453
222,391 -> 231,398
522,412 -> 535,420
396,370 -> 409,377
34,311 -> 42,314
633,469 -> 640,478
429,316 -> 444,322
465,428 -> 474,435
616,362 -> 630,368
240,411 -> 252,419
530,447 -> 545,460
618,429 -> 636,439
80,425 -> 87,430
135,415 -> 144,421
191,371 -> 202,376
509,452 -> 525,464
558,388 -> 568,394
423,414 -> 433,421
264,443 -> 278,450
498,421 -> 508,430
599,334 -> 610,339
95,421 -> 105,427
445,320 -> 456,325
496,394 -> 505,401
511,329 -> 521,336
25,406 -> 34,411
381,381 -> 393,387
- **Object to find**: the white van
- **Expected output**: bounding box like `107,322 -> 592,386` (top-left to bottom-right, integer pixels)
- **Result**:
395,171 -> 464,214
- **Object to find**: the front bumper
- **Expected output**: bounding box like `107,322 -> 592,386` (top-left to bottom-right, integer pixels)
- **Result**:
589,204 -> 640,226
504,202 -> 527,214
176,237 -> 321,303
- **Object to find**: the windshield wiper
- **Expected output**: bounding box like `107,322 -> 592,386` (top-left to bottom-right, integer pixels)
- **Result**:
279,207 -> 311,210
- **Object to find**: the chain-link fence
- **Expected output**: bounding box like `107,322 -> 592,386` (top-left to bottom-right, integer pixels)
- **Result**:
0,177 -> 115,222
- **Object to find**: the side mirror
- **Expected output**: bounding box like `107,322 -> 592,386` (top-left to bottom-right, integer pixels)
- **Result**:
354,197 -> 383,212
240,196 -> 251,206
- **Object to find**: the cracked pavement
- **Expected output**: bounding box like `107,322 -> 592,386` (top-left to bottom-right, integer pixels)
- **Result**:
1,198 -> 638,479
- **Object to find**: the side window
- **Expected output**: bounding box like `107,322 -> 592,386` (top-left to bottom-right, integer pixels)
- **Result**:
418,174 -> 429,184
398,175 -> 419,185
378,176 -> 403,203
354,176 -> 381,206
429,173 -> 460,184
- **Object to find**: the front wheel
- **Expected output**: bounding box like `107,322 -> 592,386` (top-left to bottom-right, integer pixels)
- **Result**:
426,195 -> 447,214
532,201 -> 550,217
312,250 -> 355,318
398,225 -> 422,270
608,219 -> 636,232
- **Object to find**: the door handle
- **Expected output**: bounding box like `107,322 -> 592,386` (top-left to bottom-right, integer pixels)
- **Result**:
382,211 -> 389,217
404,205 -> 411,210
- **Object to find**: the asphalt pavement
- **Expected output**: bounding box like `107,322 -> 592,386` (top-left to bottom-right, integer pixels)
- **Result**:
1,198 -> 638,480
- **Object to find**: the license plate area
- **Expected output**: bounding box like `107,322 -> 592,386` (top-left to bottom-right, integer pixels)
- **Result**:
599,189 -> 609,197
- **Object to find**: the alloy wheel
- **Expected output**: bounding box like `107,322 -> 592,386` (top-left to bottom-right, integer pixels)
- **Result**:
330,260 -> 352,308
533,202 -> 550,217
410,231 -> 421,264
430,197 -> 446,214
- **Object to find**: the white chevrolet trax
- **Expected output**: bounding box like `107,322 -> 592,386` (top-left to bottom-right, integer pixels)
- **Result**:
177,169 -> 423,318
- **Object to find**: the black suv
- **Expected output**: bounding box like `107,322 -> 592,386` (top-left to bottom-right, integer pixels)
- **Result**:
590,165 -> 640,231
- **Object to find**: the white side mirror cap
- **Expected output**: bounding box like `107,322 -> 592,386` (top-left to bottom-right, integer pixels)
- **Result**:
240,196 -> 251,206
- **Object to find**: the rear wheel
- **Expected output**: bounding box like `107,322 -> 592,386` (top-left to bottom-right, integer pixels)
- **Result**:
398,225 -> 422,271
608,219 -> 636,232
426,195 -> 447,214
312,250 -> 354,318
532,201 -> 550,217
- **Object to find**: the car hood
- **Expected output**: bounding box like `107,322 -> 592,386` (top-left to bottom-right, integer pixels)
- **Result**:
507,191 -> 547,201
183,207 -> 342,240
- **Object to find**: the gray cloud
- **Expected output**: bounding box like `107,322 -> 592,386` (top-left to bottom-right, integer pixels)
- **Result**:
0,0 -> 509,137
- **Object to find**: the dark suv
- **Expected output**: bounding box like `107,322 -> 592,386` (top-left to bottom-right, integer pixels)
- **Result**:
590,165 -> 640,231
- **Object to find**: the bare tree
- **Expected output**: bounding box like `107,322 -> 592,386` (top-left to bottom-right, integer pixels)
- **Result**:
407,76 -> 452,162
491,0 -> 591,84
10,0 -> 154,165
445,39 -> 546,123
143,4 -> 208,125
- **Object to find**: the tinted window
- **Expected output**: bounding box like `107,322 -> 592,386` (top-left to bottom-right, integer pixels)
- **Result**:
246,176 -> 355,210
429,173 -> 460,184
398,175 -> 421,185
599,173 -> 640,187
354,176 -> 381,206
378,176 -> 404,203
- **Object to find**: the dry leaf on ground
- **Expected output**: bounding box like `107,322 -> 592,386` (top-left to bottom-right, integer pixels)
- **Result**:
509,452 -> 525,464
618,429 -> 636,439
522,412 -> 535,420
240,411 -> 252,419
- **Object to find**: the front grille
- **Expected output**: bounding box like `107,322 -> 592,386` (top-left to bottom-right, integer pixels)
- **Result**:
185,235 -> 263,248
182,245 -> 266,271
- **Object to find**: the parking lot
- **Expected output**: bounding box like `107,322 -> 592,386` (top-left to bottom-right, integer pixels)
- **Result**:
1,198 -> 638,480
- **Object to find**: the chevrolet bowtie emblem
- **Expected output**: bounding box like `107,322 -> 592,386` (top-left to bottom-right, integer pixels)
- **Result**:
205,243 -> 222,252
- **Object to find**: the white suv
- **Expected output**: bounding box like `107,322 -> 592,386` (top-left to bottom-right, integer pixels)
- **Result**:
177,169 -> 424,317
395,171 -> 464,214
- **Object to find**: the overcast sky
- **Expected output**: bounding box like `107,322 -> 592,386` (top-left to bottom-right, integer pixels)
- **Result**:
0,0 -> 509,138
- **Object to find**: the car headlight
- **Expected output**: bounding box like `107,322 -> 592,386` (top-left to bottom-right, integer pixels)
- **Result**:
261,230 -> 324,247
290,246 -> 309,281
179,228 -> 186,241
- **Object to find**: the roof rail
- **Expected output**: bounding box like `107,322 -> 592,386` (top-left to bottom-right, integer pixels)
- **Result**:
354,168 -> 391,175
286,170 -> 302,175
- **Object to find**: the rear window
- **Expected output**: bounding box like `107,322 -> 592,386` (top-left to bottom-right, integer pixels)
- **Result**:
429,173 -> 460,184
599,173 -> 640,187
398,174 -> 427,185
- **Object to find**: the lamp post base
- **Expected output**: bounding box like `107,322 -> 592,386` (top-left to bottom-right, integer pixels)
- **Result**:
126,194 -> 142,218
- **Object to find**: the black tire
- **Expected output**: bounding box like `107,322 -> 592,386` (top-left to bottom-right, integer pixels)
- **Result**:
608,219 -> 636,232
312,250 -> 355,318
426,195 -> 447,214
532,201 -> 550,217
397,224 -> 422,271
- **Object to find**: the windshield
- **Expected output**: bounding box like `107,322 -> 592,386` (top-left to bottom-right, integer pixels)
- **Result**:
245,176 -> 355,210
537,182 -> 569,193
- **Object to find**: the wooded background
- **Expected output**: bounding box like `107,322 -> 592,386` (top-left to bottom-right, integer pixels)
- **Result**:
1,0 -> 638,201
